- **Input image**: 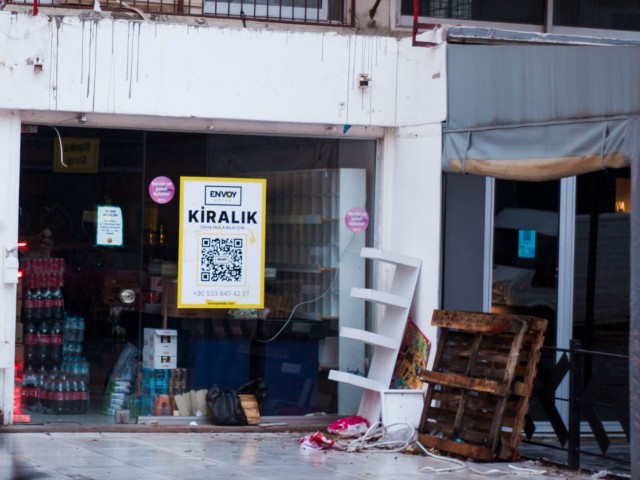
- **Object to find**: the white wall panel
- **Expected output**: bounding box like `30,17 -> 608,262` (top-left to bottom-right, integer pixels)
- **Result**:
0,12 -> 446,128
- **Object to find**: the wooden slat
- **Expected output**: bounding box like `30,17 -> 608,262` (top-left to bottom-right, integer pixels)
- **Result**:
431,310 -> 517,334
420,371 -> 506,395
418,309 -> 547,462
418,433 -> 494,461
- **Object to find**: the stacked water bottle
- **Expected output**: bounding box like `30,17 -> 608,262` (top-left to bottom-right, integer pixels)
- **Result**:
21,258 -> 90,415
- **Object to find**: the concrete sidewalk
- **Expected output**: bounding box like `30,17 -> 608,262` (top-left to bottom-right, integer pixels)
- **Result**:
0,431 -> 608,479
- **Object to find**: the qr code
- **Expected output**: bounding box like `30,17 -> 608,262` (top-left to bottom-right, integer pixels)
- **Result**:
200,236 -> 245,284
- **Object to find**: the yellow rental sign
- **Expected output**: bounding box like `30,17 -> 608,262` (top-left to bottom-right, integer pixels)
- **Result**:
178,176 -> 267,309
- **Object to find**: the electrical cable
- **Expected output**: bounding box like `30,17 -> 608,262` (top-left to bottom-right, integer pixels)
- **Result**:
255,230 -> 358,344
415,440 -> 467,473
344,422 -> 416,453
50,126 -> 67,168
335,422 -> 548,477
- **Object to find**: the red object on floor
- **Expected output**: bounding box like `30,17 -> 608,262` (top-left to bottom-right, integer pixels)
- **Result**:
14,361 -> 23,415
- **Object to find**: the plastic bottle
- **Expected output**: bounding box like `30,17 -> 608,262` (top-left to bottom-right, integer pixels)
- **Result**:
24,319 -> 37,369
32,280 -> 43,322
78,377 -> 88,414
22,365 -> 37,411
41,277 -> 52,320
52,374 -> 64,415
51,284 -> 63,319
40,371 -> 51,414
24,288 -> 34,322
50,319 -> 63,365
63,316 -> 74,343
77,317 -> 85,343
36,320 -> 50,368
62,375 -> 71,415
35,366 -> 47,413
69,375 -> 78,415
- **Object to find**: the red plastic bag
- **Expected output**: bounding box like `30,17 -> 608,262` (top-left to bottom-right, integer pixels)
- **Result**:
299,431 -> 336,450
327,416 -> 370,438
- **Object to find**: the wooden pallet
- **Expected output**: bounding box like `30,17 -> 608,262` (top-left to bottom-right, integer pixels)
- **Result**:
417,310 -> 547,461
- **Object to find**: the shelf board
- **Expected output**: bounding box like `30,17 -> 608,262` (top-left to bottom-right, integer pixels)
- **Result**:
291,312 -> 338,321
266,263 -> 326,274
319,364 -> 339,371
350,287 -> 410,309
360,247 -> 421,269
340,327 -> 399,350
268,215 -> 338,225
328,370 -> 387,392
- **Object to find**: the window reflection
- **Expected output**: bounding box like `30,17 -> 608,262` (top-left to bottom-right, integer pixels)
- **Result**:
491,180 -> 560,348
555,0 -> 640,32
573,169 -> 630,353
401,0 -> 545,24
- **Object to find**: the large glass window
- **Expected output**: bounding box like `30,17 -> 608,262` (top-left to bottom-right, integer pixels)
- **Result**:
403,0 -> 640,34
555,0 -> 640,32
16,127 -> 375,424
573,168 -> 630,353
401,0 -> 545,25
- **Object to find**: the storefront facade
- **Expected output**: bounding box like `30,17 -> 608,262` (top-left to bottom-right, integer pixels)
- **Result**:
1,13 -> 638,465
0,12 -> 446,424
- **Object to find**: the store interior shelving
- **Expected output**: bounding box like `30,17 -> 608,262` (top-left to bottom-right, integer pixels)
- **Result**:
329,247 -> 421,424
258,168 -> 367,413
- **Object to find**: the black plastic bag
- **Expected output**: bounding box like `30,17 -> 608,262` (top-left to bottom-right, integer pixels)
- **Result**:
206,386 -> 247,425
207,378 -> 267,426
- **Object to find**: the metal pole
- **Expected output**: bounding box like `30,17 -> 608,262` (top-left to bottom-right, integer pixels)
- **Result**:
629,116 -> 640,480
568,339 -> 582,469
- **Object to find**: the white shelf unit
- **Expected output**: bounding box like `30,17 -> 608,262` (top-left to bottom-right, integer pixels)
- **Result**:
329,247 -> 421,424
259,168 -> 367,413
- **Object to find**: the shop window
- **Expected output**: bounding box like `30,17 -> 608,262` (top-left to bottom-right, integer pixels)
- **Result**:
573,169 -> 630,353
401,0 -> 545,25
17,128 -> 375,424
555,0 -> 640,32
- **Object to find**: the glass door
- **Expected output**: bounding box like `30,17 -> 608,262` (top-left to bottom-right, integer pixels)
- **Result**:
18,127 -> 146,422
490,179 -> 561,424
491,179 -> 561,345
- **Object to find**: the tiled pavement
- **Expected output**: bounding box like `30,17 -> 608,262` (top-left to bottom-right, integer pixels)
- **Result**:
0,431 -> 619,480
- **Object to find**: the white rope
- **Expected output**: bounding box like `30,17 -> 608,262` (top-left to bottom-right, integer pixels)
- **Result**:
343,422 -> 416,453
415,440 -> 467,473
336,422 -> 547,477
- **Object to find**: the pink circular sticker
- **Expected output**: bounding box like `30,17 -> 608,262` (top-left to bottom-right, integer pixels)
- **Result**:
148,176 -> 175,204
345,207 -> 369,233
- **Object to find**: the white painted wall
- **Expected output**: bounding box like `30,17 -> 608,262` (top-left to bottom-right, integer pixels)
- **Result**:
0,11 -> 447,421
0,12 -> 445,129
376,124 -> 442,360
0,112 -> 22,424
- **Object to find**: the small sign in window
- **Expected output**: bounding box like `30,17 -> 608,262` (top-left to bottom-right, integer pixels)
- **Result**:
518,229 -> 536,259
96,205 -> 124,247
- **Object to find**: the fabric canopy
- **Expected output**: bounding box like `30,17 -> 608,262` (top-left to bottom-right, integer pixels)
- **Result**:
442,117 -> 635,181
442,41 -> 640,181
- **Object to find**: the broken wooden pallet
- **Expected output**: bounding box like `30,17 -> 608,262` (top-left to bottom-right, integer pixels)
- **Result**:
417,309 -> 547,461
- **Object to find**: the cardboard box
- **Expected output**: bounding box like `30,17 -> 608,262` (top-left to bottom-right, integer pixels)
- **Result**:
143,329 -> 177,356
142,349 -> 177,369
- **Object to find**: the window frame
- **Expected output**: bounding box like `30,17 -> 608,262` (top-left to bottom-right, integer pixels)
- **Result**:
395,0 -> 640,41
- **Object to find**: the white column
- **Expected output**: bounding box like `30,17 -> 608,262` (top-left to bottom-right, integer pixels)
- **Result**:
378,124 -> 442,367
0,111 -> 21,425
